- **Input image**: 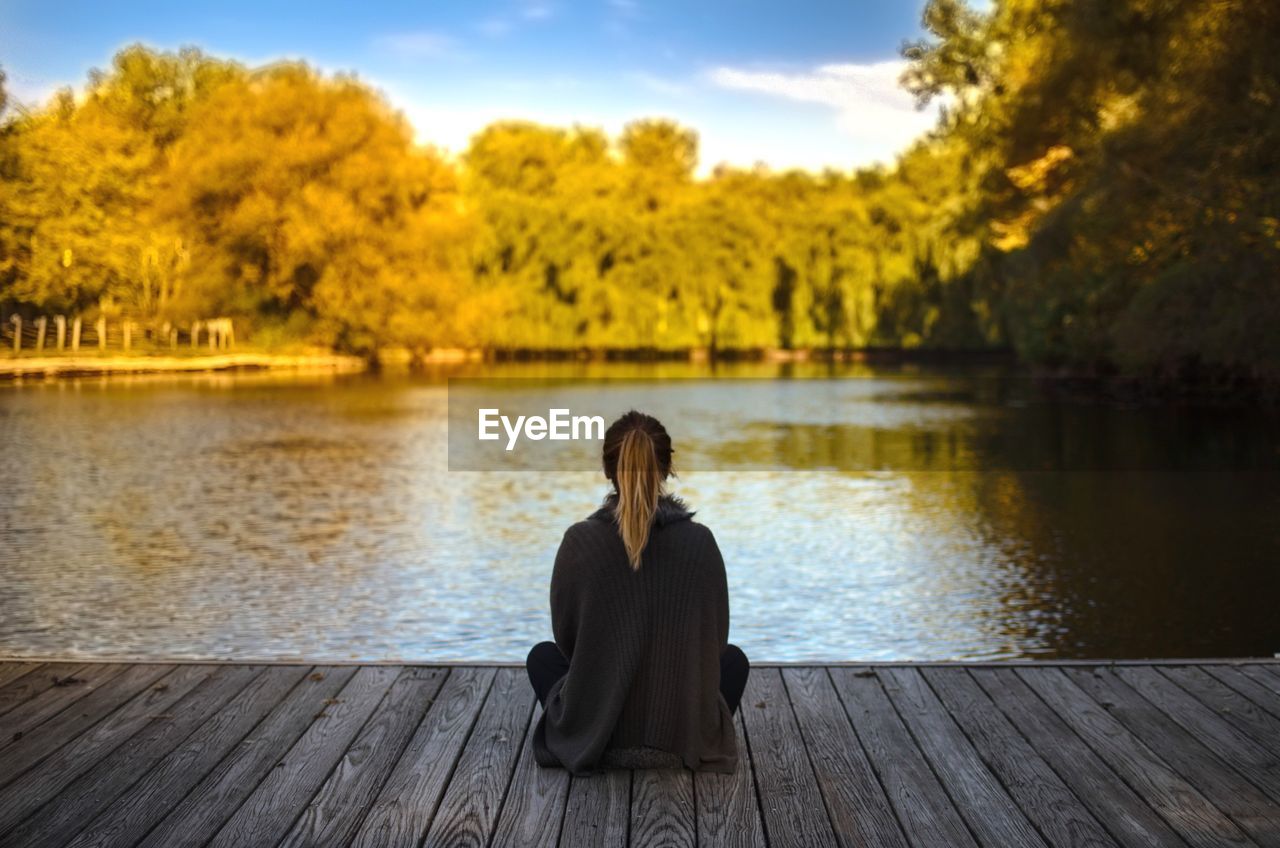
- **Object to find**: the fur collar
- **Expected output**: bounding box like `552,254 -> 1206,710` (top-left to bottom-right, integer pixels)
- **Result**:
590,493 -> 694,526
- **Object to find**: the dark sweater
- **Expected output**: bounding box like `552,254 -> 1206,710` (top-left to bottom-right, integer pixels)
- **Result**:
531,495 -> 738,775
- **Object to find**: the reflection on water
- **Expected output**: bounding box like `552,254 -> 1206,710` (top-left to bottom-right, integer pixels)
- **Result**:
1,363 -> 1277,661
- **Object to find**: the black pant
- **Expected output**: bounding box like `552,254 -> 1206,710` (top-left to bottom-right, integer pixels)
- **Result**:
526,641 -> 750,715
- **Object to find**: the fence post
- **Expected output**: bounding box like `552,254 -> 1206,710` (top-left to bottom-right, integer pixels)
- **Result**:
71,316 -> 82,352
123,320 -> 132,351
36,317 -> 47,352
191,320 -> 201,349
9,315 -> 20,353
55,316 -> 66,351
96,316 -> 106,351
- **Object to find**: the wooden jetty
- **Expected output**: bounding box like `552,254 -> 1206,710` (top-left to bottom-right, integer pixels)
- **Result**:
0,659 -> 1278,846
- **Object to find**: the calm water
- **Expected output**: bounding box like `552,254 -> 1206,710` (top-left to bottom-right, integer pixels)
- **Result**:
1,362 -> 1277,661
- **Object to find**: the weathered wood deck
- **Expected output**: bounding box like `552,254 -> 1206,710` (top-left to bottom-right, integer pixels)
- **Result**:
0,660 -> 1278,847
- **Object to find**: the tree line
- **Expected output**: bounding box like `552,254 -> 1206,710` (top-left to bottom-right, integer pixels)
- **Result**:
1,0 -> 1276,383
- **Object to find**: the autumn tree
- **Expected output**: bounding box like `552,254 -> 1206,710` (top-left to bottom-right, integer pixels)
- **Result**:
158,62 -> 467,359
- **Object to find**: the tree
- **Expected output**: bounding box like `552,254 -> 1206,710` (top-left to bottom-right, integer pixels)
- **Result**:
158,62 -> 467,358
0,47 -> 241,317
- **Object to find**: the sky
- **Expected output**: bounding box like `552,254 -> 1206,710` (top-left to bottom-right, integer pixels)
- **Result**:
0,0 -> 943,174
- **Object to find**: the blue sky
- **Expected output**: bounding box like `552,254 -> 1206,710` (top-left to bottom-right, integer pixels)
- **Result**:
0,0 -> 943,174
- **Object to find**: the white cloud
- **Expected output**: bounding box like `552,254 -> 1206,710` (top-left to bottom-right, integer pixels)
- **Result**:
628,72 -> 689,98
476,3 -> 555,38
376,31 -> 461,60
397,101 -> 621,162
708,60 -> 940,164
476,17 -> 513,37
521,3 -> 555,21
384,60 -> 943,176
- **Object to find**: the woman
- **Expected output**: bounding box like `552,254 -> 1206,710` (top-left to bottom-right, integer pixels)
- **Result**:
526,410 -> 749,776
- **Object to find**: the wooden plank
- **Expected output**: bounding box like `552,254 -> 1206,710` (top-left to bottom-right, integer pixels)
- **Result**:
0,663 -> 123,751
1202,666 -> 1280,722
1063,666 -> 1280,846
1112,666 -> 1280,801
206,665 -> 402,848
829,667 -> 977,848
779,666 -> 906,848
278,667 -> 447,848
880,666 -> 1048,848
1159,666 -> 1280,755
0,664 -> 37,693
739,668 -> 838,847
137,666 -> 356,848
1232,664 -> 1280,705
489,704 -> 572,848
63,665 -> 312,848
0,663 -> 73,719
631,769 -> 695,848
970,667 -> 1184,848
1016,666 -> 1253,848
3,659 -> 1270,848
1,666 -> 262,848
422,667 -> 535,848
351,667 -> 495,848
0,664 -> 211,837
0,663 -> 171,785
560,770 -> 629,848
695,712 -> 767,848
922,667 -> 1114,848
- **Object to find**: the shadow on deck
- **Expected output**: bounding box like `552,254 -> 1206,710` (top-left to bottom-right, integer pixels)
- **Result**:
0,659 -> 1278,846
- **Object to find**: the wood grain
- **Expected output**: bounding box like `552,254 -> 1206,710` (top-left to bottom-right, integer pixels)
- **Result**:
278,666 -> 447,848
631,768 -> 695,848
0,663 -> 126,756
1113,665 -> 1280,801
205,665 -> 402,848
136,666 -> 356,848
1017,666 -> 1252,848
62,665 -> 312,848
780,666 -> 906,848
421,667 -> 534,848
560,769 -> 629,848
1,665 -> 261,848
1064,665 -> 1280,845
971,666 -> 1183,848
695,711 -> 767,848
0,664 -> 211,837
829,667 -> 977,848
489,704 -> 572,848
350,667 -> 495,848
880,666 -> 1048,847
0,660 -> 1275,848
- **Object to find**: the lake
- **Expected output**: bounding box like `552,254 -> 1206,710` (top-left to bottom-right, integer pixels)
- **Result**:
1,361 -> 1277,661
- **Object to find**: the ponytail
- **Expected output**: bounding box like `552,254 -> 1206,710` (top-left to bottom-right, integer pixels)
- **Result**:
602,411 -> 673,571
614,428 -> 662,569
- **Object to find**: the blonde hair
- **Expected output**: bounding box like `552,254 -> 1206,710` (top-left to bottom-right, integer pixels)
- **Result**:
615,429 -> 663,568
602,411 -> 673,570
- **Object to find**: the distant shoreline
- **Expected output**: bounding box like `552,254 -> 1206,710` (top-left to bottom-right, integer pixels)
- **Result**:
0,351 -> 368,380
0,345 -> 1017,381
2,348 -> 1268,405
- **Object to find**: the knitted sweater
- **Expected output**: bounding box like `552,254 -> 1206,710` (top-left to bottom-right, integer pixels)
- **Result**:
532,495 -> 738,775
